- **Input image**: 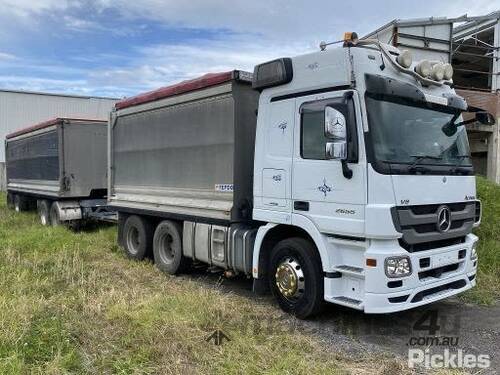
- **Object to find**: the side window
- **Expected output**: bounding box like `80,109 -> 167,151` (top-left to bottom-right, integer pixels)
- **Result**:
301,110 -> 326,159
300,96 -> 358,161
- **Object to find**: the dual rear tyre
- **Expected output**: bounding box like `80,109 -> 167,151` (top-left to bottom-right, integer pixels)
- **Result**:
38,200 -> 61,227
122,215 -> 189,275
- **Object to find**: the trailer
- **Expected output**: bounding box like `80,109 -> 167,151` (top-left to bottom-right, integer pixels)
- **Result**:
109,35 -> 492,318
5,117 -> 116,226
109,71 -> 259,271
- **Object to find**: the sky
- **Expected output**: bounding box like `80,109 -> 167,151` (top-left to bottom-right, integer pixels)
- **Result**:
0,1 -> 498,98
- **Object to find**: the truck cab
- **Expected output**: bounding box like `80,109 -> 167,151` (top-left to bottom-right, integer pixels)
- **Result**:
251,34 -> 493,316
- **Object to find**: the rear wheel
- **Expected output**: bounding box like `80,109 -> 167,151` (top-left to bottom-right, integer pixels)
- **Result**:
153,220 -> 189,275
269,237 -> 324,319
38,200 -> 51,226
49,203 -> 62,226
122,215 -> 153,260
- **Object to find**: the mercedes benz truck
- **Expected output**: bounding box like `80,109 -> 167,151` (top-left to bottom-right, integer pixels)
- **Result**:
108,33 -> 493,318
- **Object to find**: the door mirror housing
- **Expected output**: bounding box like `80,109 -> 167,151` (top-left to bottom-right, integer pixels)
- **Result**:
475,111 -> 495,126
325,106 -> 347,139
326,141 -> 347,160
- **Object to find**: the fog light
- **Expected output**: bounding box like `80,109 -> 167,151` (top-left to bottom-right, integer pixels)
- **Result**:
415,60 -> 431,77
385,256 -> 412,278
431,63 -> 445,81
470,242 -> 478,261
396,50 -> 412,68
443,63 -> 453,80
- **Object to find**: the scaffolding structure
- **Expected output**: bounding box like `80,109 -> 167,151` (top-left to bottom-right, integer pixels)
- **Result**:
363,12 -> 500,183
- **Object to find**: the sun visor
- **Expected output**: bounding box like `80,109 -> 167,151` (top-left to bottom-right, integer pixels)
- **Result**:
364,74 -> 467,112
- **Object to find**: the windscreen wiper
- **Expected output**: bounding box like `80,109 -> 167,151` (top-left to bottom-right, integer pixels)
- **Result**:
408,154 -> 441,174
449,155 -> 472,175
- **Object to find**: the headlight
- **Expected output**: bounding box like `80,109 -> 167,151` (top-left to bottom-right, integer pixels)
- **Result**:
396,50 -> 412,68
385,256 -> 412,278
471,242 -> 478,261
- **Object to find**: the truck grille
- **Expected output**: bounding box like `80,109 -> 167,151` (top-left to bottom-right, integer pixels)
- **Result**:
392,202 -> 475,252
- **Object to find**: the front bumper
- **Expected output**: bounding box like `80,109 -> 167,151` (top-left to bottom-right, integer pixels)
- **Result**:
323,233 -> 478,313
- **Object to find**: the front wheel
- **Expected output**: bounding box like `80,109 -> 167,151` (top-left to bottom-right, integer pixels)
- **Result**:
269,237 -> 324,319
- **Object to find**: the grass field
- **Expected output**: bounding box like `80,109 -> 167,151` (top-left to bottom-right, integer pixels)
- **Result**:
0,194 -> 410,374
461,176 -> 500,305
0,177 -> 498,374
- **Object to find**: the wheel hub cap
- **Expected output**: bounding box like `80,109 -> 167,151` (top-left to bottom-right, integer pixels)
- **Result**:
275,257 -> 305,300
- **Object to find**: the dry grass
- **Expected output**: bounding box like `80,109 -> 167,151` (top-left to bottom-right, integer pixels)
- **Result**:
0,194 -> 410,374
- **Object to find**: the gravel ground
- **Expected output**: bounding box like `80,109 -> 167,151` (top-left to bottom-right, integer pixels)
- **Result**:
195,272 -> 500,373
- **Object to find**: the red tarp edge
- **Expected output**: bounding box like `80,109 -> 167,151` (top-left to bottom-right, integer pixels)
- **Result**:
6,117 -> 107,139
115,71 -> 234,110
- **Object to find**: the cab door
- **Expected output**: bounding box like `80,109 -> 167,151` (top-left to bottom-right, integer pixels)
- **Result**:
291,90 -> 366,236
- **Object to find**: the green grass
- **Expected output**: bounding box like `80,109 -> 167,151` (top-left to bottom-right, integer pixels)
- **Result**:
460,176 -> 500,305
0,195 -> 407,374
1,177 -> 498,373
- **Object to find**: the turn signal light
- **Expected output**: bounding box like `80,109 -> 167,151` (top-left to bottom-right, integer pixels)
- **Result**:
366,258 -> 377,267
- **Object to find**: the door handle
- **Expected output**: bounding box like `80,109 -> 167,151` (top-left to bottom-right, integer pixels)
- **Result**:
294,201 -> 309,211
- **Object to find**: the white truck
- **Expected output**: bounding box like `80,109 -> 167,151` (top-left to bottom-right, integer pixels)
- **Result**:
108,33 -> 493,318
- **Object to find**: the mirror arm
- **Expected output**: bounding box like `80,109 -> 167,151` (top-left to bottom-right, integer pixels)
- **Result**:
455,118 -> 476,127
341,160 -> 353,179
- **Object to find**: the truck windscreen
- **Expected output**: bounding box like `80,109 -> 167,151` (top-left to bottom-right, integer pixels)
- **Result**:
365,96 -> 472,174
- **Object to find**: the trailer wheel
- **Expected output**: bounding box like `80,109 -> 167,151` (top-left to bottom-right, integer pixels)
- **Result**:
269,237 -> 324,319
38,200 -> 51,226
153,220 -> 189,275
123,215 -> 153,260
7,192 -> 15,209
49,203 -> 62,226
13,195 -> 28,212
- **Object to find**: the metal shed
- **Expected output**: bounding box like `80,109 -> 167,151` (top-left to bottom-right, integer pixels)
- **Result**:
0,89 -> 118,190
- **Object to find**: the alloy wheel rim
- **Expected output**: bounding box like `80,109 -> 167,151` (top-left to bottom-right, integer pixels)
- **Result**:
275,257 -> 305,300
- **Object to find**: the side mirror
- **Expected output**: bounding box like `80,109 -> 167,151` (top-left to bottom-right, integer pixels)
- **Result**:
324,105 -> 353,179
325,106 -> 346,139
326,141 -> 347,160
475,112 -> 495,126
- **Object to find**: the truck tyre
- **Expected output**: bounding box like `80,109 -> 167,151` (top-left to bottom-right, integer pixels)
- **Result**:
14,195 -> 28,212
38,200 -> 51,226
153,220 -> 189,275
269,237 -> 324,319
123,215 -> 153,260
7,192 -> 15,209
49,203 -> 62,226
